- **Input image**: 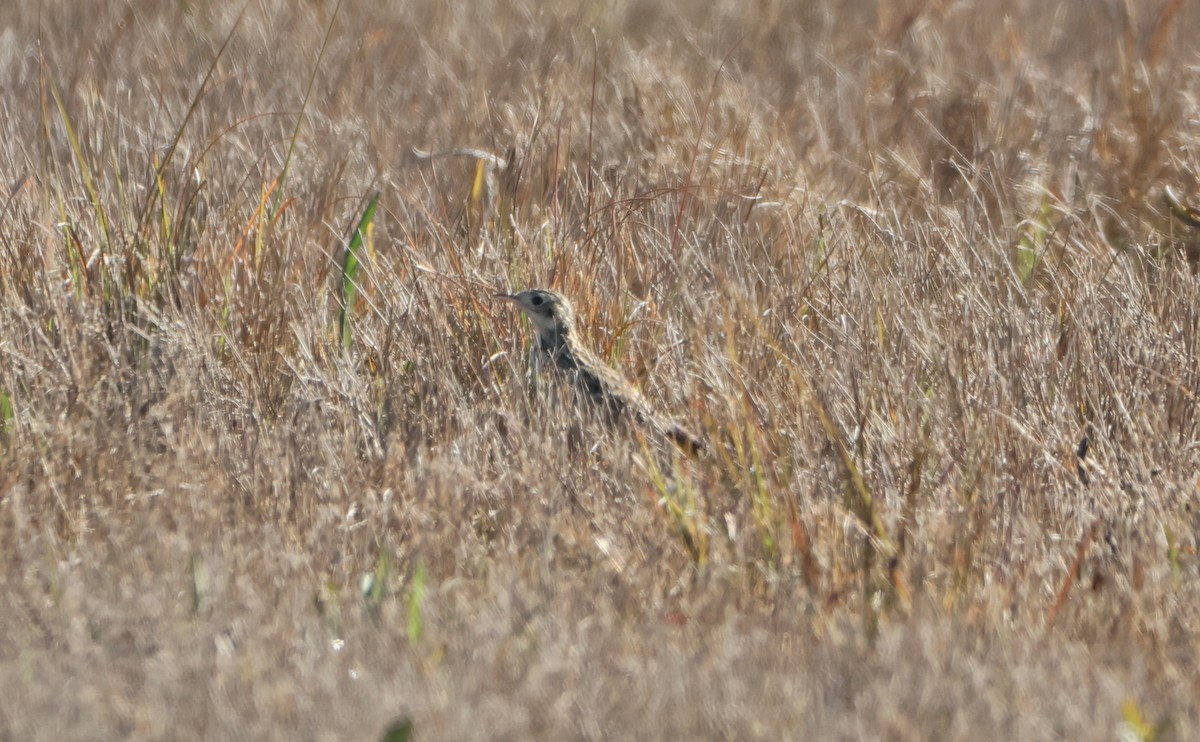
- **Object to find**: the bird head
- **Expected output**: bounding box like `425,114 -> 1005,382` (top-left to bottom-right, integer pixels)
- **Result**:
495,289 -> 575,341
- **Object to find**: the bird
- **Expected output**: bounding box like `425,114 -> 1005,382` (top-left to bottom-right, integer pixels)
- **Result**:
495,288 -> 704,455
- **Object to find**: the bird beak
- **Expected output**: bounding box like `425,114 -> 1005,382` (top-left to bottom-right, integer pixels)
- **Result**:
494,292 -> 517,302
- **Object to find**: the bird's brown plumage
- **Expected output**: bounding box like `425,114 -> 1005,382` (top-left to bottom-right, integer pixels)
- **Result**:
496,289 -> 704,455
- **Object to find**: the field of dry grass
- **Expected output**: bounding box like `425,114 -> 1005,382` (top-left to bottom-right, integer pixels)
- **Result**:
3,0 -> 1200,738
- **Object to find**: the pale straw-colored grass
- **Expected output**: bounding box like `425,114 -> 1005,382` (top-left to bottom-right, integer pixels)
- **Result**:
1,1 -> 1198,738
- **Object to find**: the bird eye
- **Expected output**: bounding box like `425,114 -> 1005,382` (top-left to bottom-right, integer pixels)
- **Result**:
531,295 -> 543,306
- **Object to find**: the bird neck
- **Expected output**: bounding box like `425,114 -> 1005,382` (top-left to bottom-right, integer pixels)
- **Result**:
537,324 -> 570,353
537,323 -> 587,371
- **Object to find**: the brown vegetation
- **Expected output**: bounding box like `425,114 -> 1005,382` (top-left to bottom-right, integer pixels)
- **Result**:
2,0 -> 1199,738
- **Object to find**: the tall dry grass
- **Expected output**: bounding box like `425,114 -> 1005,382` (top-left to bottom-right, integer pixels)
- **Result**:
2,0 -> 1199,738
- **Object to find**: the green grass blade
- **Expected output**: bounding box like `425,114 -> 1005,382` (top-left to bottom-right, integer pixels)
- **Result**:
339,191 -> 380,351
0,388 -> 13,445
380,718 -> 414,742
406,562 -> 426,643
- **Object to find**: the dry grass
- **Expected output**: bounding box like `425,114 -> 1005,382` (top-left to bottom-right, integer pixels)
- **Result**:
2,0 -> 1200,738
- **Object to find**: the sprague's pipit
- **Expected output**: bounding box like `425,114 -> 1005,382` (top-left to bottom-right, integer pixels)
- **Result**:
496,288 -> 704,455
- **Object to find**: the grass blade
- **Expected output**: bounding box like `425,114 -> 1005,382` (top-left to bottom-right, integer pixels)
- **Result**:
339,191 -> 380,351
